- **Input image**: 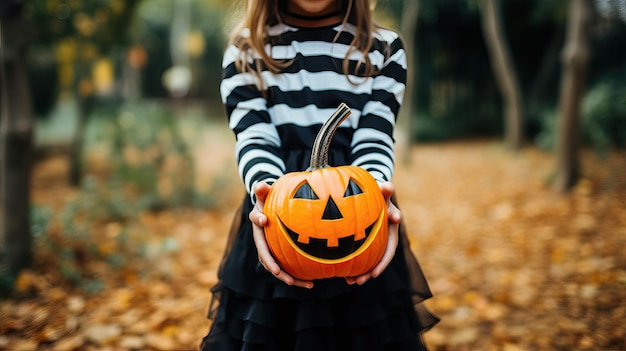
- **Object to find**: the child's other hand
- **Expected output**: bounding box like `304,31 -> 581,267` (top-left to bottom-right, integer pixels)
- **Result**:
250,182 -> 314,289
345,181 -> 400,286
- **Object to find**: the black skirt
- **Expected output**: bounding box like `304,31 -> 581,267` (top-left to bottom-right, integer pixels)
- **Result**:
201,150 -> 439,351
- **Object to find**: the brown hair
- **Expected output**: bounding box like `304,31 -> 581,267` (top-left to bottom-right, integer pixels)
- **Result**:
228,0 -> 379,90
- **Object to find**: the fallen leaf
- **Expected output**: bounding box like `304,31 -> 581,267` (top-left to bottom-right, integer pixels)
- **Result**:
84,324 -> 122,345
10,140 -> 623,351
67,296 -> 86,314
53,335 -> 84,351
7,337 -> 38,351
119,335 -> 145,349
449,327 -> 479,345
144,333 -> 179,351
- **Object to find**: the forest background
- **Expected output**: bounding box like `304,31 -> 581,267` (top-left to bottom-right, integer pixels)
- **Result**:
1,0 -> 625,350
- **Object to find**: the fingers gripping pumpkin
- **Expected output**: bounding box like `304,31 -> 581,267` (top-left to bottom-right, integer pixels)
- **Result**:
263,103 -> 389,280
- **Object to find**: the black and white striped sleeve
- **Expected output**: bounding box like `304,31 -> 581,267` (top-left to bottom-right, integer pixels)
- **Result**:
350,34 -> 407,183
220,45 -> 286,201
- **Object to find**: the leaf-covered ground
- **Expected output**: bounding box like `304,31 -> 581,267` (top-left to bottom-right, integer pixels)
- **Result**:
1,127 -> 625,350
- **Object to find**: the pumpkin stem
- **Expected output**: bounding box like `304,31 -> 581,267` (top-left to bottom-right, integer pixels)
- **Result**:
308,103 -> 352,171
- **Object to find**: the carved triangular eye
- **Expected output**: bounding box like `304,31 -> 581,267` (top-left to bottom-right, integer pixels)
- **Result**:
294,182 -> 319,200
344,179 -> 363,197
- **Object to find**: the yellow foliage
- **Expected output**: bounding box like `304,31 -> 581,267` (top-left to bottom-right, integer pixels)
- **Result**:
54,39 -> 76,64
74,13 -> 95,37
110,0 -> 126,15
92,58 -> 114,95
106,222 -> 124,239
185,31 -> 206,58
14,271 -> 35,293
58,63 -> 74,89
97,241 -> 116,256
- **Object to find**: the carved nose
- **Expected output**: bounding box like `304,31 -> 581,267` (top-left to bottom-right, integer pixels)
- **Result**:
322,197 -> 343,220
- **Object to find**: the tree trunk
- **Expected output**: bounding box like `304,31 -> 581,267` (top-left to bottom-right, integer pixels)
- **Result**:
0,3 -> 34,281
480,0 -> 524,151
69,91 -> 93,186
553,0 -> 592,192
397,0 -> 419,164
68,40 -> 95,187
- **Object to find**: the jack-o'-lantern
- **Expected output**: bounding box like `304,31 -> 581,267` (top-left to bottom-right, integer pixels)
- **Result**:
264,103 -> 388,280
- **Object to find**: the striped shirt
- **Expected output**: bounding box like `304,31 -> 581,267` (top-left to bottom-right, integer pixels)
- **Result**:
220,22 -> 407,200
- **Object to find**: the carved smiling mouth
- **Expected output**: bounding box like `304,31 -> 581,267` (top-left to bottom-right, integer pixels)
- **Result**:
277,217 -> 379,260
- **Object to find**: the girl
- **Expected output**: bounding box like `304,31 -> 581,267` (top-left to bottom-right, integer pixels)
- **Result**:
201,0 -> 438,350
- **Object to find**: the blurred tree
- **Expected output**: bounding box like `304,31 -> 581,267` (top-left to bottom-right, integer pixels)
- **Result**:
553,0 -> 594,192
479,0 -> 524,150
0,0 -> 34,290
24,0 -> 143,185
378,0 -> 626,150
129,0 -> 228,104
122,44 -> 147,100
397,0 -> 420,164
162,0 -> 192,98
526,1 -> 567,125
413,0 -> 503,141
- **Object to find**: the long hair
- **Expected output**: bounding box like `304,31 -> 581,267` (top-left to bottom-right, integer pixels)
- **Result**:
228,0 -> 378,90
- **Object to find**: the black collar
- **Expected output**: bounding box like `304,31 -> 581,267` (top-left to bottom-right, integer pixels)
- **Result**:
284,10 -> 343,21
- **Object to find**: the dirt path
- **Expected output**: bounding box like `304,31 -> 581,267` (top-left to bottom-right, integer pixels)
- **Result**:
1,132 -> 625,350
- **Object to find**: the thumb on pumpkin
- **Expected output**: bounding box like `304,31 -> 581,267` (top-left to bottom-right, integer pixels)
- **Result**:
250,182 -> 271,227
380,182 -> 401,224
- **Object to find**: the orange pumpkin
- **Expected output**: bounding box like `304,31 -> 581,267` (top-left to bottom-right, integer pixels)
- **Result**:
263,103 -> 388,280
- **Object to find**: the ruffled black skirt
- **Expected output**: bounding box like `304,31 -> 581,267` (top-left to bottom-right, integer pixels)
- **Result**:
201,149 -> 439,351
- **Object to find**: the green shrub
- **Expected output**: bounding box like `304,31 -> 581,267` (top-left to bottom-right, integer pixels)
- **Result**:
534,78 -> 626,153
582,80 -> 626,154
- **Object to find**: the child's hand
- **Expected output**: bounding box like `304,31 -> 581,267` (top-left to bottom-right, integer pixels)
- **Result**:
249,182 -> 315,289
345,181 -> 400,286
